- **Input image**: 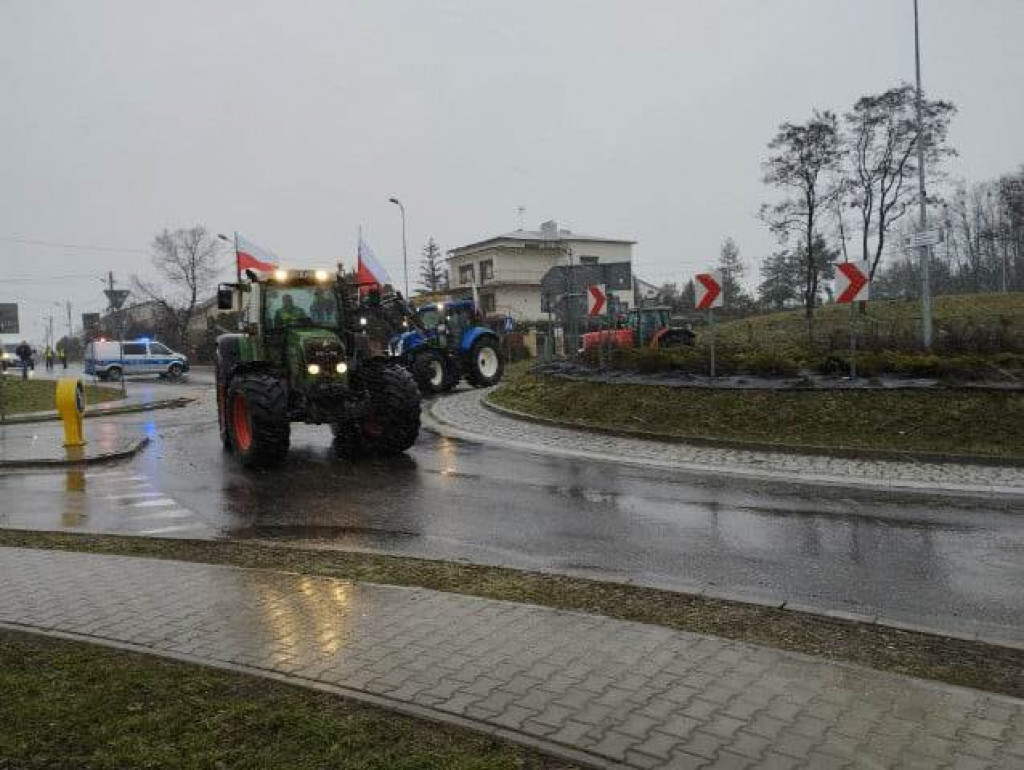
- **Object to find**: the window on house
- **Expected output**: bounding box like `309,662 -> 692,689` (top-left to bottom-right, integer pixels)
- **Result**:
480,293 -> 496,313
479,259 -> 494,281
579,256 -> 599,265
458,264 -> 475,285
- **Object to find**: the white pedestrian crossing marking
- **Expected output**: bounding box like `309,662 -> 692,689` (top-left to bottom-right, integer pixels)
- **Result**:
131,498 -> 177,508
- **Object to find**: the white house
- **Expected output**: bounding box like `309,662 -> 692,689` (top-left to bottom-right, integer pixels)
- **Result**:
446,220 -> 635,321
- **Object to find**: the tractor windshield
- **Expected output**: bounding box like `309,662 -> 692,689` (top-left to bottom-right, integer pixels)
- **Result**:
263,285 -> 339,330
418,308 -> 441,329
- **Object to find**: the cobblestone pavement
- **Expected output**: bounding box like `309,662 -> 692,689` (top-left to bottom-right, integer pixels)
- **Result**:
2,548 -> 1022,769
429,390 -> 1024,498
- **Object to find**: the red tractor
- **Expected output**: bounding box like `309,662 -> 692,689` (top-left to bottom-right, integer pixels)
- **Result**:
580,306 -> 694,352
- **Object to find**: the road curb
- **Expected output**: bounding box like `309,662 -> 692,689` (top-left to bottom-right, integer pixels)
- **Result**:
0,621 -> 616,770
0,437 -> 150,470
482,394 -> 1024,468
425,397 -> 1024,504
0,397 -> 194,425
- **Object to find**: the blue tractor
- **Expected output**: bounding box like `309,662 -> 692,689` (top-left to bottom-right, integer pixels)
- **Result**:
390,300 -> 504,394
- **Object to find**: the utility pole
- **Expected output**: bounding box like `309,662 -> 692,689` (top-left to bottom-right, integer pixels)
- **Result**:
106,270 -> 127,396
913,0 -> 932,348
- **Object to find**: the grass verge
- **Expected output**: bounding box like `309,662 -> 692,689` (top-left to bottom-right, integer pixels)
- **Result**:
0,628 -> 574,769
489,373 -> 1024,459
0,377 -> 122,416
2,530 -> 1022,699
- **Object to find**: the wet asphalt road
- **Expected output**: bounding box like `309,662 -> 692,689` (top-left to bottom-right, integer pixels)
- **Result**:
1,370 -> 1022,642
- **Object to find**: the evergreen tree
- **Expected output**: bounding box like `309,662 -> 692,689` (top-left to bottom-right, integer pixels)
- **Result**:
717,237 -> 751,308
418,237 -> 444,293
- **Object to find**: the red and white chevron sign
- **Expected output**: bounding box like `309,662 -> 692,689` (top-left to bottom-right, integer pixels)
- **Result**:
694,271 -> 723,310
587,284 -> 607,316
836,261 -> 870,304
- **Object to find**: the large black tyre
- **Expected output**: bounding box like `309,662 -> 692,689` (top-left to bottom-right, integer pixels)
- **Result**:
463,336 -> 504,388
340,362 -> 420,457
215,335 -> 244,449
227,373 -> 291,469
410,348 -> 455,394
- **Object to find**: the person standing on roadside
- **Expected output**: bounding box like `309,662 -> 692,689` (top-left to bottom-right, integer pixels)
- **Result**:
15,340 -> 32,381
58,342 -> 67,370
44,345 -> 54,372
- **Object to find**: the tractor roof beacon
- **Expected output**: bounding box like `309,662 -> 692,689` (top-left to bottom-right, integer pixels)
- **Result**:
214,268 -> 421,469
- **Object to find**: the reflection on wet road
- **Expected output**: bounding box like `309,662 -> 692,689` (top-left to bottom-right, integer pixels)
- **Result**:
1,377 -> 1022,642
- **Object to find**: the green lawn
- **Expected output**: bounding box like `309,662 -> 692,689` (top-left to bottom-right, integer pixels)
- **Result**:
491,374 -> 1024,459
0,628 -> 575,770
0,377 -> 122,416
713,291 -> 1024,354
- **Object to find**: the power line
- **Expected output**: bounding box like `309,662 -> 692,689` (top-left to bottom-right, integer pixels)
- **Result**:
0,236 -> 149,255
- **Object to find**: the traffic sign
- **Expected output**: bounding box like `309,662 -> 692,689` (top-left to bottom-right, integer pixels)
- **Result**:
82,313 -> 101,336
0,303 -> 19,334
836,261 -> 870,304
104,289 -> 130,310
587,284 -> 607,316
905,229 -> 944,248
694,272 -> 723,310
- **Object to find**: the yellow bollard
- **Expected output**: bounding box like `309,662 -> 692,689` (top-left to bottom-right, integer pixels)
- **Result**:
56,378 -> 87,447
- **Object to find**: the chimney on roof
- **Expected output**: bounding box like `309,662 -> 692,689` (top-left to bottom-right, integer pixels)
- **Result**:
540,220 -> 558,238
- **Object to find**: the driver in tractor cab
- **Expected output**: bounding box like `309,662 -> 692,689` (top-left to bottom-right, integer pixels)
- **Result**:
274,293 -> 310,327
310,288 -> 336,324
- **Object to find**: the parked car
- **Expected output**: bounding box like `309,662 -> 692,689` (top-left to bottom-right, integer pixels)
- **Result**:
83,338 -> 189,380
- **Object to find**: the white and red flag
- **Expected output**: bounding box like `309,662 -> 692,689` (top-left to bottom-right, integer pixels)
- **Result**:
356,235 -> 392,293
235,233 -> 279,275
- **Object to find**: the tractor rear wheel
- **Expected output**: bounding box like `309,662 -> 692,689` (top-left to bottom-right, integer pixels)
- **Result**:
227,373 -> 290,468
464,337 -> 504,388
340,362 -> 420,457
411,348 -> 454,394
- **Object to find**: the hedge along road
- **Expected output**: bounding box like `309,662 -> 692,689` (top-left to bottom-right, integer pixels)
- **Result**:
0,378 -> 1022,645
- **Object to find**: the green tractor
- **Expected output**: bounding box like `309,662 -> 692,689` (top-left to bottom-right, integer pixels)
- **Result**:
214,268 -> 421,469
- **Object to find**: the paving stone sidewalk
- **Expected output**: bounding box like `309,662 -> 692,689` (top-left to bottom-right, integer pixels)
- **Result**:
429,390 -> 1024,498
1,548 -> 1021,769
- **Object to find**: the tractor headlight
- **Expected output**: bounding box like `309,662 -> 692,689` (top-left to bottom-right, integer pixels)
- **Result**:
315,270 -> 329,281
359,317 -> 367,326
307,363 -> 321,375
274,269 -> 289,281
335,362 -> 347,374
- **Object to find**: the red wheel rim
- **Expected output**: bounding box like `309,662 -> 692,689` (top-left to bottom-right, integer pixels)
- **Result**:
362,416 -> 383,438
232,395 -> 252,451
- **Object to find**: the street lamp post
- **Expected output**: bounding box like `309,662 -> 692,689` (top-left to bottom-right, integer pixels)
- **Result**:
388,197 -> 409,298
913,0 -> 933,349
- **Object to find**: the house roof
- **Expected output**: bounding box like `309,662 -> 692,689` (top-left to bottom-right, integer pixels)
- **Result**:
450,228 -> 636,255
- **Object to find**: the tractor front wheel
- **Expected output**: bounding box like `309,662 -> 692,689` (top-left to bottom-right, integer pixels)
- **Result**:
340,362 -> 420,457
411,349 -> 454,394
227,373 -> 290,468
464,337 -> 504,388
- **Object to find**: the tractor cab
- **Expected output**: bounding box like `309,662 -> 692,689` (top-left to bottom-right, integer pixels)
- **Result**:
624,306 -> 695,348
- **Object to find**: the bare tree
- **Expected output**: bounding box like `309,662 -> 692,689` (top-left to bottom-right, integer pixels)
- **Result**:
760,110 -> 843,338
843,84 -> 956,278
132,225 -> 221,353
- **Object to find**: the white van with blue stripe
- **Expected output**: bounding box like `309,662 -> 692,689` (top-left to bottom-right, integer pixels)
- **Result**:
84,338 -> 189,381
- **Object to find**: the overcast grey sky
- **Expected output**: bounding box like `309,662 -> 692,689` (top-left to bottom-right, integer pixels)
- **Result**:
2,0 -> 1022,342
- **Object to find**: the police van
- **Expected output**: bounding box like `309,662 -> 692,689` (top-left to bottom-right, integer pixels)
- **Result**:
83,338 -> 189,380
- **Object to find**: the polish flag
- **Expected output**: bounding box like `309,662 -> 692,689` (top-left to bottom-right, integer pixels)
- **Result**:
356,236 -> 392,293
235,234 -> 279,275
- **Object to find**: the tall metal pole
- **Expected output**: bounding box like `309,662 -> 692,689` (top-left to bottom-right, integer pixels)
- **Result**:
914,0 -> 932,349
388,197 -> 409,298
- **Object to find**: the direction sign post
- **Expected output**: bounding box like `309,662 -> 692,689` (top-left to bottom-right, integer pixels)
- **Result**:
587,284 -> 607,317
835,261 -> 871,379
0,303 -> 19,334
694,271 -> 724,377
